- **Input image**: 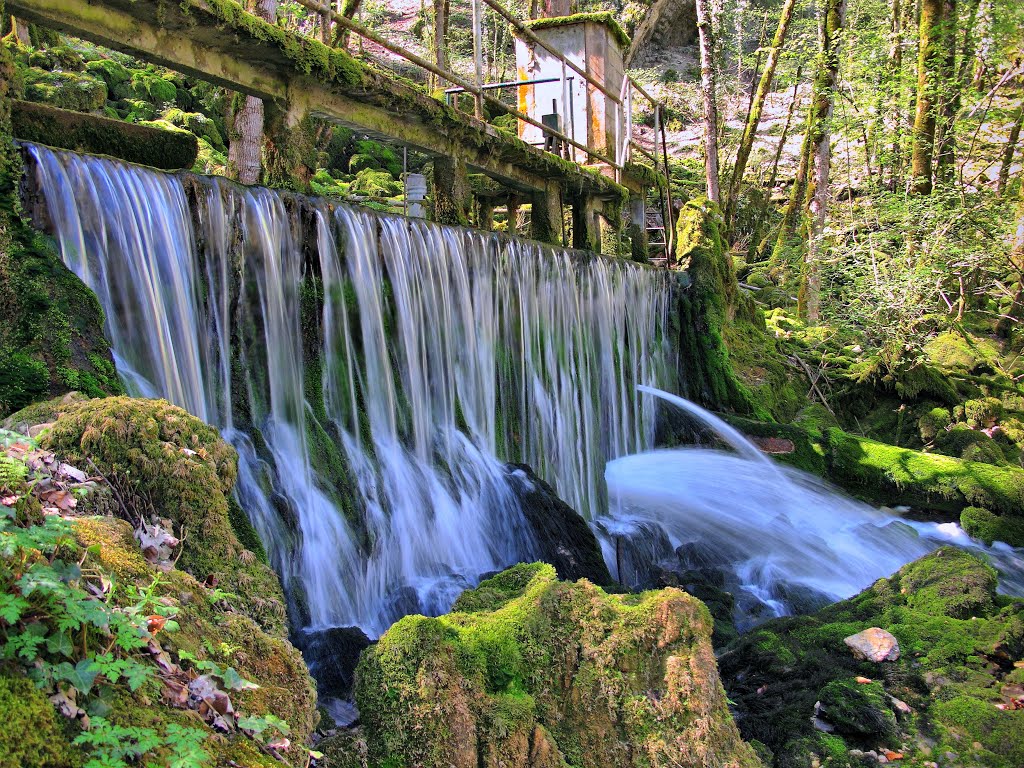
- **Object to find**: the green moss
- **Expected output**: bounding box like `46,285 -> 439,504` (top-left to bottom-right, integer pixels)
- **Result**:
720,548 -> 1024,767
900,546 -> 997,619
524,12 -> 631,49
925,330 -> 1001,373
0,674 -> 81,768
41,397 -> 287,634
356,562 -> 762,768
816,680 -> 896,740
11,100 -> 199,170
961,506 -> 1024,547
22,68 -> 106,112
84,58 -> 130,89
350,167 -> 401,197
670,198 -> 765,416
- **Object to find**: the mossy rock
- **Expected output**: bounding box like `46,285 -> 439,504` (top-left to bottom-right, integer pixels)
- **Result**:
22,69 -> 107,112
960,506 -> 1024,547
925,330 -> 1001,374
84,58 -> 131,89
719,548 -> 1024,767
349,167 -> 401,197
67,515 -> 317,766
669,198 -> 768,416
0,674 -> 82,768
41,397 -> 287,634
815,679 -> 897,739
356,562 -> 762,768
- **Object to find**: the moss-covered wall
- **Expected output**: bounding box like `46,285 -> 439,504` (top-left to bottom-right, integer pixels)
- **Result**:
0,15 -> 121,418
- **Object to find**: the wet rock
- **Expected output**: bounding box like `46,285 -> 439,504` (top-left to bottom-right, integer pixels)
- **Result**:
507,464 -> 612,585
844,627 -> 901,662
298,626 -> 372,706
355,562 -> 762,768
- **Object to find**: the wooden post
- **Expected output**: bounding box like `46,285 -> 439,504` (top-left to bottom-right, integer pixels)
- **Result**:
432,156 -> 471,226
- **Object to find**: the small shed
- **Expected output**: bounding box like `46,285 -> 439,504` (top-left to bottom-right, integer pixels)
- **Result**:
515,13 -> 630,168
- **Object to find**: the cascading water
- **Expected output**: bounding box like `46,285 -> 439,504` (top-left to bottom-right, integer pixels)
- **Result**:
26,143 -> 669,638
603,387 -> 1024,629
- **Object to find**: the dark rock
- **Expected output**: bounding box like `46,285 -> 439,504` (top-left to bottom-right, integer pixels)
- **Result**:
506,463 -> 612,585
298,625 -> 372,708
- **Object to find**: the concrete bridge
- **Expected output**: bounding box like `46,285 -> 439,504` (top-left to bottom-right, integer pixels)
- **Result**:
9,0 -> 661,249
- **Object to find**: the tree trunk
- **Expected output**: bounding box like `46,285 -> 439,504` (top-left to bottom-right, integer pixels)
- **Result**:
335,0 -> 364,49
803,0 -> 847,323
933,0 -> 959,185
887,0 -> 904,190
996,100 -> 1023,197
724,0 -> 798,226
12,17 -> 30,45
695,0 -> 721,203
910,0 -> 949,194
433,0 -> 450,73
227,0 -> 277,185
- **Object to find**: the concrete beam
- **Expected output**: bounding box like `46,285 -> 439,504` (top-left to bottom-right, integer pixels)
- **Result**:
9,0 -> 634,201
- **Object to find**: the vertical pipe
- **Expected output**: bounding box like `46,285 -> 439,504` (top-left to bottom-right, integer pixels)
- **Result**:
472,0 -> 485,118
561,58 -> 570,159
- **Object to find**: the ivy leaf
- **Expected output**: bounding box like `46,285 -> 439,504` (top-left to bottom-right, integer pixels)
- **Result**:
220,667 -> 259,692
46,631 -> 75,658
55,659 -> 101,696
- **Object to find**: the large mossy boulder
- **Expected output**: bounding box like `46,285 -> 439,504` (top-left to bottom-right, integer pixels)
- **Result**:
719,548 -> 1024,768
354,562 -> 762,768
39,396 -> 288,634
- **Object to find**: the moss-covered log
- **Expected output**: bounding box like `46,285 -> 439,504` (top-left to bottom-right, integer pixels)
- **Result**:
728,414 -> 1024,519
11,99 -> 199,169
0,22 -> 121,418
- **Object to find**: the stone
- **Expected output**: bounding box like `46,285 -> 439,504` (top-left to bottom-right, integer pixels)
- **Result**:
844,627 -> 900,662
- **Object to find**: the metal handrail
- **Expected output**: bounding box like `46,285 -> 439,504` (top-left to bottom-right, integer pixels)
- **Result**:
291,0 -> 673,200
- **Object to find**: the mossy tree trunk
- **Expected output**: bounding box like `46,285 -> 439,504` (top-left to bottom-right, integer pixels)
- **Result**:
724,0 -> 798,227
227,0 -> 278,185
335,0 -> 364,49
695,0 -> 721,203
933,0 -> 961,186
802,0 -> 847,323
996,98 -> 1023,198
910,0 -> 952,194
886,0 -> 905,190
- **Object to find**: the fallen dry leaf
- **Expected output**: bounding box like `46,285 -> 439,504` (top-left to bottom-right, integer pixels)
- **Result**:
855,676 -> 873,684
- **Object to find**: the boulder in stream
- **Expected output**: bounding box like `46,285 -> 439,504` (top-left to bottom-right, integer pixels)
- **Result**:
353,561 -> 763,768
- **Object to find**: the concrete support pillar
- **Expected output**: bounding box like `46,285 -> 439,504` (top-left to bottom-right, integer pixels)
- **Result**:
477,198 -> 494,231
432,156 -> 471,226
531,182 -> 562,245
572,194 -> 601,252
507,196 -> 520,236
627,195 -> 649,262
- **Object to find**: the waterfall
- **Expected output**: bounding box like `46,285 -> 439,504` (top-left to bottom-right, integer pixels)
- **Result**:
602,387 -> 1024,628
27,143 -> 670,635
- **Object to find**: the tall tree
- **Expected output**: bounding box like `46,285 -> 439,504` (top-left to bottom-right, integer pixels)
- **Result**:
695,0 -> 721,203
910,0 -> 953,194
724,0 -> 799,226
803,0 -> 848,322
227,0 -> 278,185
433,0 -> 450,72
996,99 -> 1023,197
